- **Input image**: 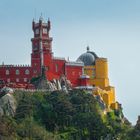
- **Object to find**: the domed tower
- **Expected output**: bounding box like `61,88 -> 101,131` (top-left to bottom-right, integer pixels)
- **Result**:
77,47 -> 109,89
77,46 -> 98,81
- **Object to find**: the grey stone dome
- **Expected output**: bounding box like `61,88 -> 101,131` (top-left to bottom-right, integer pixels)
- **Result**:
77,47 -> 98,66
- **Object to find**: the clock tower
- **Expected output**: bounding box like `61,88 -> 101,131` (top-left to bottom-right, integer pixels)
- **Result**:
31,16 -> 53,77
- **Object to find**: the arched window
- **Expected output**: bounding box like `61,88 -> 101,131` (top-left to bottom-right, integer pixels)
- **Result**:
16,69 -> 20,75
25,69 -> 30,75
6,70 -> 10,75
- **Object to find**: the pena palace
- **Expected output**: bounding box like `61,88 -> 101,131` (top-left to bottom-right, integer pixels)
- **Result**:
0,16 -> 118,110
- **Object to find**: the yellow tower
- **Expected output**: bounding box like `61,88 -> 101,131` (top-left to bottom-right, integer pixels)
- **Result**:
95,58 -> 108,79
94,58 -> 109,89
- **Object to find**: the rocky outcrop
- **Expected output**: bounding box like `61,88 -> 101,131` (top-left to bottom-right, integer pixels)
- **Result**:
31,67 -> 71,92
94,95 -> 106,110
0,94 -> 16,117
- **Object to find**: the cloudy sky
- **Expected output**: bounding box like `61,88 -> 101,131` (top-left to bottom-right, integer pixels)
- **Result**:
0,0 -> 140,124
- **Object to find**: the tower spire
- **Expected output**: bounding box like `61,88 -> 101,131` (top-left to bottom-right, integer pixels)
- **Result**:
39,12 -> 43,21
47,18 -> 51,32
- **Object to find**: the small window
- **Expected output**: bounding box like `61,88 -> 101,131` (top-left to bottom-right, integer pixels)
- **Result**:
6,70 -> 10,75
24,78 -> 27,82
46,66 -> 49,71
16,70 -> 20,75
35,29 -> 39,34
7,78 -> 10,83
25,69 -> 30,75
34,70 -> 37,74
16,78 -> 19,82
55,64 -> 58,72
43,28 -> 47,34
92,69 -> 95,78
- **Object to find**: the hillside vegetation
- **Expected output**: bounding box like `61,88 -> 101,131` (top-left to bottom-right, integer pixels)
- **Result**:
0,89 -> 139,140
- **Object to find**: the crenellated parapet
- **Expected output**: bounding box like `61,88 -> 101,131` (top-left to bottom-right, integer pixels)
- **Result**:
0,64 -> 31,68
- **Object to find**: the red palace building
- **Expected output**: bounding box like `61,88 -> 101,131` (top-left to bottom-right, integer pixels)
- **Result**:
0,17 -> 88,88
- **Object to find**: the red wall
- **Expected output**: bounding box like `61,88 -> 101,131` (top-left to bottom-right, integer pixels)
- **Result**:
80,78 -> 89,86
0,66 -> 33,84
65,65 -> 83,87
45,58 -> 66,81
53,59 -> 65,74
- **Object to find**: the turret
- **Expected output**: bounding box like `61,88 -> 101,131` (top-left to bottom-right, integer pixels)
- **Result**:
47,18 -> 51,34
94,58 -> 109,88
32,19 -> 35,31
95,58 -> 108,79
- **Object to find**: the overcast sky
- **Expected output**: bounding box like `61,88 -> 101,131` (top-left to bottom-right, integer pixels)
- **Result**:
0,0 -> 140,124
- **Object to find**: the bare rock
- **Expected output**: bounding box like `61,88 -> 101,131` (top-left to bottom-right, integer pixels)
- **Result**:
0,94 -> 16,117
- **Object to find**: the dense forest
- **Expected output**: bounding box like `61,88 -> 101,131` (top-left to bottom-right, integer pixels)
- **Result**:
0,89 -> 139,140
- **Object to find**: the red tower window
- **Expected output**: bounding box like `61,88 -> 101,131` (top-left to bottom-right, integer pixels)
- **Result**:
7,78 -> 10,83
16,70 -> 20,75
16,78 -> 19,82
24,78 -> 27,82
25,69 -> 30,75
6,70 -> 10,75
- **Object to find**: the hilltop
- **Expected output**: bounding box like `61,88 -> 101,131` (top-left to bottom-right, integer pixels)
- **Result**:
0,89 -> 139,140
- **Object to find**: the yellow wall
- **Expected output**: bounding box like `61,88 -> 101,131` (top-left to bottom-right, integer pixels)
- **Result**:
105,86 -> 115,103
84,65 -> 95,79
110,102 -> 118,110
95,58 -> 108,79
93,86 -> 117,109
92,78 -> 109,89
83,57 -> 118,110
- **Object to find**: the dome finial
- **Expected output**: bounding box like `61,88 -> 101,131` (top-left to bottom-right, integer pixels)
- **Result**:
87,46 -> 90,52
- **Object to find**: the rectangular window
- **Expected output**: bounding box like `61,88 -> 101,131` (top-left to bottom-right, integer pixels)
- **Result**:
55,64 -> 58,72
7,78 -> 10,83
43,28 -> 47,34
16,78 -> 19,82
16,70 -> 20,75
6,70 -> 10,75
34,70 -> 37,74
24,78 -> 27,82
92,68 -> 95,78
46,66 -> 49,71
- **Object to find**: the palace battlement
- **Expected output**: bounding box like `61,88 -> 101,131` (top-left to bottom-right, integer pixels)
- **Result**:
0,64 -> 31,68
